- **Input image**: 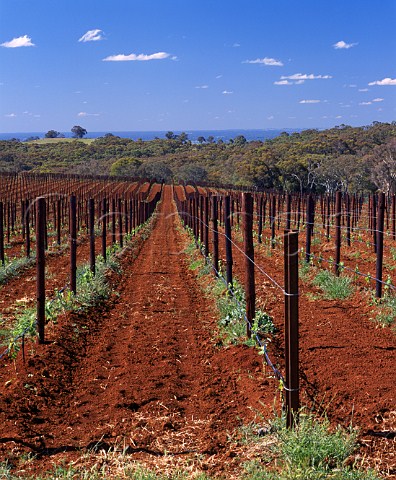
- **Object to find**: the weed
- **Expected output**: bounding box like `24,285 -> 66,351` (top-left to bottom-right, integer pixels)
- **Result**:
313,270 -> 353,300
0,254 -> 36,285
242,411 -> 380,480
370,291 -> 396,328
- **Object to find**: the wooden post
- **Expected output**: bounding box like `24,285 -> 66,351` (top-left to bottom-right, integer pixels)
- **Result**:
89,199 -> 95,275
224,196 -> 233,290
346,194 -> 351,247
334,191 -> 342,276
376,192 -> 385,298
200,195 -> 204,246
57,198 -> 61,245
284,230 -> 299,428
392,194 -> 396,241
118,198 -> 123,248
271,195 -> 276,248
102,198 -> 107,262
326,195 -> 331,241
25,199 -> 31,258
211,196 -> 219,276
70,195 -> 77,294
36,197 -> 46,344
305,194 -> 314,263
257,195 -> 263,244
372,194 -> 377,254
0,202 -> 4,265
111,198 -> 116,245
204,196 -> 209,257
243,193 -> 255,338
286,193 -> 292,231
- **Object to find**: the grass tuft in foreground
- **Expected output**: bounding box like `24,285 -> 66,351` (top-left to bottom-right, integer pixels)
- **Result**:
313,269 -> 353,300
242,411 -> 380,479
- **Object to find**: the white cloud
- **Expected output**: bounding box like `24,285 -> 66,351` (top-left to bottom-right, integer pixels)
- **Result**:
77,112 -> 100,117
267,115 -> 274,120
274,80 -> 293,85
1,35 -> 35,48
79,29 -> 104,42
281,73 -> 332,80
368,77 -> 396,86
336,115 -> 343,119
359,101 -> 372,105
372,98 -> 384,102
276,73 -> 332,85
299,100 -> 321,104
195,85 -> 209,89
358,88 -> 369,92
216,75 -> 223,79
5,113 -> 17,117
222,90 -> 233,94
103,52 -> 170,61
233,43 -> 241,47
244,57 -> 283,66
333,40 -> 358,49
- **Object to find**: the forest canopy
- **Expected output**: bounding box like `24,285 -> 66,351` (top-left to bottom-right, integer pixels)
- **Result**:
0,122 -> 395,194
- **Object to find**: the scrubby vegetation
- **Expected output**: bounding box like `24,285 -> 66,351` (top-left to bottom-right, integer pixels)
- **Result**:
1,123 -> 396,193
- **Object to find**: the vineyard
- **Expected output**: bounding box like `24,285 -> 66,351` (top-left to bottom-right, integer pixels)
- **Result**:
0,173 -> 395,478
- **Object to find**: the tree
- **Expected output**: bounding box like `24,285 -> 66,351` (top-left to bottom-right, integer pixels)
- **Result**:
45,130 -> 61,139
207,135 -> 215,144
197,136 -> 206,144
176,164 -> 208,184
369,139 -> 396,194
137,161 -> 173,182
71,125 -> 87,139
233,135 -> 247,146
110,157 -> 142,176
177,132 -> 189,144
165,131 -> 175,140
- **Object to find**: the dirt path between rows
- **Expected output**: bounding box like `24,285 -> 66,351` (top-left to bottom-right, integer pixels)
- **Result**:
0,186 -> 274,477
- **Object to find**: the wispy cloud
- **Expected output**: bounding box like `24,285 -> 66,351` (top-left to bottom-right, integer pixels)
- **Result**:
244,57 -> 283,66
77,112 -> 100,117
359,101 -> 372,105
1,35 -> 35,48
372,98 -> 384,102
333,40 -> 358,49
195,85 -> 209,89
5,113 -> 17,117
276,73 -> 332,85
103,52 -> 171,62
358,88 -> 369,92
79,29 -> 105,42
274,80 -> 293,85
368,77 -> 396,86
299,99 -> 321,104
282,73 -> 332,80
233,43 -> 241,48
222,90 -> 233,94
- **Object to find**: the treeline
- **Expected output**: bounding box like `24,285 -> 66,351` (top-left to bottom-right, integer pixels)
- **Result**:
0,122 -> 395,193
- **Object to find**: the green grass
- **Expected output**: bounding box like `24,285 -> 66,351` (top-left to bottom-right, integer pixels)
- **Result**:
0,459 -> 213,479
242,411 -> 380,480
312,270 -> 353,300
1,214 -> 158,357
0,254 -> 36,285
370,291 -> 396,328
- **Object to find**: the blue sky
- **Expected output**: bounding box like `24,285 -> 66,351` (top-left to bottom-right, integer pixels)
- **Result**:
0,0 -> 395,133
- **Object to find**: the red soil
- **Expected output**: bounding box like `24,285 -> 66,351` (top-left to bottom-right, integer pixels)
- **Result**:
0,186 -> 275,477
